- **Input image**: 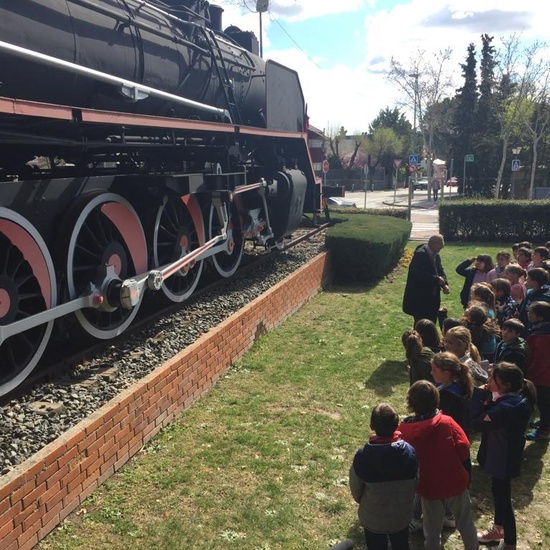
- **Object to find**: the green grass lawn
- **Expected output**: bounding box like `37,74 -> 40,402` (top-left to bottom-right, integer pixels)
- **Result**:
38,242 -> 549,550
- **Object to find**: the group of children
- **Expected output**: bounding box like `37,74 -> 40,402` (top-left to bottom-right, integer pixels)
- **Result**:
349,242 -> 550,550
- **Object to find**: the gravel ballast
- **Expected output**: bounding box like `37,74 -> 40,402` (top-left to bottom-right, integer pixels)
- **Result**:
0,234 -> 326,476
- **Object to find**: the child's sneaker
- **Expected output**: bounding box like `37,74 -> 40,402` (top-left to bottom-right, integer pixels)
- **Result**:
477,524 -> 504,543
443,516 -> 456,529
525,428 -> 550,441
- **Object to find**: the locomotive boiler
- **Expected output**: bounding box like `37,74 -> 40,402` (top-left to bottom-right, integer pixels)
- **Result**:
0,0 -> 321,395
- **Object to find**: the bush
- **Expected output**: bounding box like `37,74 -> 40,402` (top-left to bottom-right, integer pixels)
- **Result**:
327,207 -> 407,220
440,199 -> 550,241
326,213 -> 411,283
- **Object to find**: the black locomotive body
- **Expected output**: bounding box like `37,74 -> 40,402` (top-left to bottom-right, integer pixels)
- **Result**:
0,0 -> 321,395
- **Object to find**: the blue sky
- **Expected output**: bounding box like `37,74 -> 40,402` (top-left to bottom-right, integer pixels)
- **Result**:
218,0 -> 547,134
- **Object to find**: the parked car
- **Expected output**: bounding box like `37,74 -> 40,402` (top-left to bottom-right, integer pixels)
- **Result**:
413,178 -> 429,190
446,176 -> 459,186
325,196 -> 357,208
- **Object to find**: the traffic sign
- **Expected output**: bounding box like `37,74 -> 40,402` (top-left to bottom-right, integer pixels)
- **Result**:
409,154 -> 418,165
465,154 -> 474,162
511,159 -> 520,172
322,159 -> 329,174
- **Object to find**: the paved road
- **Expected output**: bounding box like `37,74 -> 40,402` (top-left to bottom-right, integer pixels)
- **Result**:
344,188 -> 458,241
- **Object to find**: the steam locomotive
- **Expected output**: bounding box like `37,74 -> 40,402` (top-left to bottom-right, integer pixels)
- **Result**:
0,0 -> 321,396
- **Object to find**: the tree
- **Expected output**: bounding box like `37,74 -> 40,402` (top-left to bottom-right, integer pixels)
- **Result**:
518,55 -> 550,198
493,36 -> 547,198
326,126 -> 367,185
387,49 -> 454,198
473,34 -> 500,196
451,43 -> 478,186
368,107 -> 412,141
364,127 -> 404,188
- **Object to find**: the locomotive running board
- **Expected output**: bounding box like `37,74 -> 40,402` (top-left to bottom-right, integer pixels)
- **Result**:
0,96 -> 307,141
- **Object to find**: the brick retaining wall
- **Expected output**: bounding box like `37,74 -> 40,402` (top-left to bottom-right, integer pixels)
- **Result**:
0,252 -> 331,550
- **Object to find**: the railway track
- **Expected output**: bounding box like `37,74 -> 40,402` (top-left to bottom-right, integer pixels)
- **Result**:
0,224 -> 327,475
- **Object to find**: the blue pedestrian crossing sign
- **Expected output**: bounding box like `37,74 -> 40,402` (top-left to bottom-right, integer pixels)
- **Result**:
511,159 -> 520,172
408,154 -> 419,165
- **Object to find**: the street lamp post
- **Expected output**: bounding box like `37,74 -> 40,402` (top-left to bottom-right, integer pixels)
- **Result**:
408,72 -> 419,221
511,146 -> 522,199
256,0 -> 269,58
393,158 -> 402,205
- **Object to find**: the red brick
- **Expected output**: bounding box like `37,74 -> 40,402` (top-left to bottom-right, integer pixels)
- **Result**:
99,452 -> 117,476
0,515 -> 15,541
114,450 -> 130,471
10,480 -> 34,508
60,462 -> 81,492
38,499 -> 64,538
21,481 -> 47,510
97,464 -> 115,487
94,416 -> 115,441
21,504 -> 42,534
83,409 -> 112,436
39,442 -> 67,470
61,494 -> 80,517
66,469 -> 85,495
54,428 -> 85,453
0,495 -> 9,517
19,531 -> 40,550
80,452 -> 102,477
56,445 -> 78,472
0,474 -> 24,503
80,469 -> 101,498
0,523 -> 23,548
41,481 -> 65,513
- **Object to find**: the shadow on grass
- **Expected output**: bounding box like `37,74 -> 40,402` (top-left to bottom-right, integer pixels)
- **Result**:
323,281 -> 384,295
470,438 -> 548,515
515,438 -> 549,508
364,360 -> 409,397
342,518 -> 458,550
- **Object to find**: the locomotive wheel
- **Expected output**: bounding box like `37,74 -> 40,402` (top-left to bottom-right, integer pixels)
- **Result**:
208,201 -> 244,278
153,196 -> 204,302
0,209 -> 56,396
66,193 -> 147,339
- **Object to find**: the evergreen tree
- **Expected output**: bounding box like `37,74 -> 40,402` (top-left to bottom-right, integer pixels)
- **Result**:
368,107 -> 412,142
474,34 -> 500,196
451,43 -> 478,188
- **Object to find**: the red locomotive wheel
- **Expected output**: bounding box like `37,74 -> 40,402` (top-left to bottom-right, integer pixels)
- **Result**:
0,209 -> 56,396
208,200 -> 244,278
153,195 -> 205,303
65,193 -> 147,339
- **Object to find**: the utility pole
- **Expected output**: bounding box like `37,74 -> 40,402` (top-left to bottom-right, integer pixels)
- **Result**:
408,73 -> 419,221
256,0 -> 269,58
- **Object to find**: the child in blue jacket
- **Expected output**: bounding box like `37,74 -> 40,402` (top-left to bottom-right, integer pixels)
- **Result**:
349,403 -> 418,550
470,362 -> 536,550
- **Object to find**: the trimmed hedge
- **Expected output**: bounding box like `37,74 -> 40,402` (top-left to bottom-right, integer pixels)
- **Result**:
440,199 -> 550,242
326,213 -> 412,283
327,206 -> 408,220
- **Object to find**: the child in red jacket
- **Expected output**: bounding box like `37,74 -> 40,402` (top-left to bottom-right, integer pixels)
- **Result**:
525,301 -> 550,440
399,380 -> 478,550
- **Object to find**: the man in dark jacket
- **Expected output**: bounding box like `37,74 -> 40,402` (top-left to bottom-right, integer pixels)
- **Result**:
403,234 -> 449,325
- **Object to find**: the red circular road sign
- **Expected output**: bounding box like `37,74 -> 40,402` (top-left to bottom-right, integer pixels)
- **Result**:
322,159 -> 329,173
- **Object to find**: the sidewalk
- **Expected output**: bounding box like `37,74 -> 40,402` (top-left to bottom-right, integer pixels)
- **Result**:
345,189 -> 444,240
